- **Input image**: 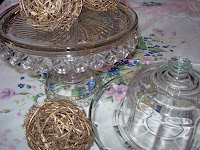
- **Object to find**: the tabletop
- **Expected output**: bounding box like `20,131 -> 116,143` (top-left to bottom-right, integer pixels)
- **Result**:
0,0 -> 200,150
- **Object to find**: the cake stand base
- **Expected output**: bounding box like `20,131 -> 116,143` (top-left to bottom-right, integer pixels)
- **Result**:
45,70 -> 101,107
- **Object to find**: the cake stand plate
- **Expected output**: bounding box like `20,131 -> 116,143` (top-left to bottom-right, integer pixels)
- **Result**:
0,2 -> 138,106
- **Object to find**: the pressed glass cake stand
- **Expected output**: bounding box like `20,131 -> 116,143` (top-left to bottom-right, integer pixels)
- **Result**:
0,2 -> 138,106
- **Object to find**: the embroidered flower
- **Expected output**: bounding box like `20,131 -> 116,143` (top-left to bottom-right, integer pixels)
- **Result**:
107,84 -> 128,101
0,88 -> 19,100
1,129 -> 12,142
18,84 -> 25,88
17,112 -> 21,116
43,73 -> 50,77
144,53 -> 151,56
142,2 -> 164,7
86,79 -> 96,91
171,32 -> 176,36
49,83 -> 57,89
162,45 -> 169,48
20,77 -> 25,80
139,56 -> 156,64
14,138 -> 21,144
181,40 -> 186,43
125,55 -> 138,63
31,85 -> 36,89
114,61 -> 125,67
152,28 -> 164,35
106,67 -> 120,77
97,64 -> 113,72
9,145 -> 17,150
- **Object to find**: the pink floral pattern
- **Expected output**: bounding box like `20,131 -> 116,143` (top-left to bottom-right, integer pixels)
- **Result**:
139,56 -> 156,65
97,64 -> 113,72
0,0 -> 199,149
0,88 -> 19,100
171,32 -> 176,36
9,145 -> 17,150
152,28 -> 164,35
107,85 -> 128,101
1,129 -> 11,142
17,112 -> 21,116
125,54 -> 138,63
13,139 -> 21,144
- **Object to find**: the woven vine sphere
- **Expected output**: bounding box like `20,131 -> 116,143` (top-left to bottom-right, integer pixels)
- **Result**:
19,0 -> 83,31
84,0 -> 119,11
24,100 -> 94,150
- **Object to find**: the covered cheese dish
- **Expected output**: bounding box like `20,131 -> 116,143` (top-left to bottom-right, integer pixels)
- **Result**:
114,56 -> 200,150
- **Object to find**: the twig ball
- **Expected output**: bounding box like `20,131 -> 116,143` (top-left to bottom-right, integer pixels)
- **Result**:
19,0 -> 83,31
24,100 -> 94,150
84,0 -> 119,11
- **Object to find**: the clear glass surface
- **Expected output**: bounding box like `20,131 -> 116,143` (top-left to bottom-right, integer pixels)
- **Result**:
89,71 -> 134,149
45,69 -> 102,107
0,3 -> 138,106
114,56 -> 200,150
89,69 -> 200,149
0,3 -> 138,58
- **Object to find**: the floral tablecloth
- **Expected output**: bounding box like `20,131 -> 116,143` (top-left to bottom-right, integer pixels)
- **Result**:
0,0 -> 200,150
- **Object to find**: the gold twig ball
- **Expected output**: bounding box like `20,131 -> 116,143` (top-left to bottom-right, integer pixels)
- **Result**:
24,100 -> 94,150
19,0 -> 83,31
84,0 -> 119,11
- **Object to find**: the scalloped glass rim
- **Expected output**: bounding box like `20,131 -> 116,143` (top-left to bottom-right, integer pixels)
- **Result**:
0,2 -> 138,57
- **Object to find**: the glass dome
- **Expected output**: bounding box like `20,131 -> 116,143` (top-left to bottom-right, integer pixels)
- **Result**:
114,56 -> 200,150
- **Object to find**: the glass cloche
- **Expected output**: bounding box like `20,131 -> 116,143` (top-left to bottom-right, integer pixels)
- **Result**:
114,56 -> 200,150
